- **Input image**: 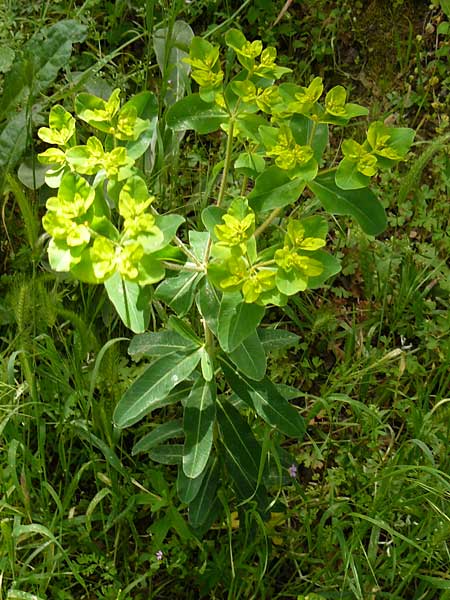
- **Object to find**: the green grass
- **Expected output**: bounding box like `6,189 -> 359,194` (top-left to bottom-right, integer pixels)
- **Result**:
1,0 -> 450,598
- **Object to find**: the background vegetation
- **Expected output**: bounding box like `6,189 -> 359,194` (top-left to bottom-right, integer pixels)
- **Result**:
1,1 -> 449,599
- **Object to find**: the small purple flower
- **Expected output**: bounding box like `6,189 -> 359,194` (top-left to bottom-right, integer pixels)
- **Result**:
156,550 -> 163,561
288,464 -> 298,478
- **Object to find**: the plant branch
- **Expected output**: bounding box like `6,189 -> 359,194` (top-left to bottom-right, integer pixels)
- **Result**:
240,174 -> 249,196
318,166 -> 338,176
172,235 -> 203,265
204,120 -> 235,262
308,120 -> 318,146
150,205 -> 202,265
163,261 -> 205,272
216,119 -> 235,208
254,207 -> 282,238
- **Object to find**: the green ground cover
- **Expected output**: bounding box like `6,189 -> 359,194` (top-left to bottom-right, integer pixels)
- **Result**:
1,1 -> 449,599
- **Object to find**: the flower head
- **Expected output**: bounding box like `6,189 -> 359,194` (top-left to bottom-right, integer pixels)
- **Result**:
156,550 -> 163,561
288,464 -> 298,478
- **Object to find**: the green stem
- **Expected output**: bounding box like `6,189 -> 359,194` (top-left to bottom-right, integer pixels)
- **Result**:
240,174 -> 249,196
163,261 -> 204,272
255,259 -> 276,268
217,120 -> 235,208
172,235 -> 203,265
204,0 -> 253,39
308,121 -> 317,146
254,207 -> 282,238
203,319 -> 215,357
318,166 -> 337,176
204,119 -> 235,262
150,206 -> 202,265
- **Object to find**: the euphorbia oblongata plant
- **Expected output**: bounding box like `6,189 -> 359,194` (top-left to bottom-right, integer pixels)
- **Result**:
38,29 -> 414,529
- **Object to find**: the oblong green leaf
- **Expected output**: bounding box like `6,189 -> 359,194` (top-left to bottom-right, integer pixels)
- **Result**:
0,112 -> 28,173
188,459 -> 221,529
234,151 -> 265,176
196,280 -> 221,336
218,292 -> 265,352
142,380 -> 196,414
183,379 -> 216,478
221,359 -> 305,438
440,0 -> 450,18
200,347 -> 214,382
128,330 -> 197,359
104,272 -> 151,334
201,206 -> 226,240
153,20 -> 194,106
258,328 -> 300,352
155,271 -> 204,316
124,117 -> 157,160
217,399 -> 269,508
248,166 -> 306,212
1,20 -> 87,118
177,464 -> 208,504
166,93 -> 228,133
17,156 -> 48,189
290,114 -> 329,162
307,250 -> 341,288
335,157 -> 371,190
217,398 -> 261,478
114,348 -> 202,428
168,315 -> 203,345
132,420 -> 184,455
308,172 -> 387,235
229,331 -> 267,381
148,444 -> 183,465
155,214 -> 185,245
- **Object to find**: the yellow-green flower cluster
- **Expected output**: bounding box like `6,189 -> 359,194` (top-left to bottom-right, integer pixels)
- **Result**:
42,173 -> 95,248
275,220 -> 325,282
288,77 -> 323,116
215,213 -> 255,253
210,207 -> 329,305
266,127 -> 314,171
75,89 -> 149,140
232,80 -> 281,113
341,139 -> 378,177
339,121 -> 415,186
183,38 -> 224,101
242,270 -> 276,303
64,136 -> 135,180
41,170 -> 164,284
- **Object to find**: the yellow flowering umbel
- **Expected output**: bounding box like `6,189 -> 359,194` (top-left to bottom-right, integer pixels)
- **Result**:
242,269 -> 276,303
341,139 -> 378,177
214,198 -> 256,254
266,127 -> 314,171
183,37 -> 224,100
273,218 -> 327,295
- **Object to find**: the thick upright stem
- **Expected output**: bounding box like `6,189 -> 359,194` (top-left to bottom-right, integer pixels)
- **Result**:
204,319 -> 215,357
216,120 -> 235,208
204,120 -> 235,261
308,120 -> 317,146
240,174 -> 249,196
